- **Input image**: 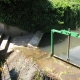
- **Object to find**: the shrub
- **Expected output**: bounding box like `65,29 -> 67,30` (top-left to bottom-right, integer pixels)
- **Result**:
0,0 -> 80,32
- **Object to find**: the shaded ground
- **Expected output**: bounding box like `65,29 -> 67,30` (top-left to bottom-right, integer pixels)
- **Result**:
7,34 -> 34,53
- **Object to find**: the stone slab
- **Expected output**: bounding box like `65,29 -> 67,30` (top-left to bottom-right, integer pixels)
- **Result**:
0,36 -> 9,50
2,50 -> 38,80
28,31 -> 43,48
0,33 -> 4,45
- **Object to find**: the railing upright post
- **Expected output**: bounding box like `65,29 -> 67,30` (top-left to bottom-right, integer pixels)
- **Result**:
67,34 -> 70,61
51,31 -> 54,56
67,28 -> 70,61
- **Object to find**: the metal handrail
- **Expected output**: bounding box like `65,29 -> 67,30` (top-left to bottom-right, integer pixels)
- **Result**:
51,28 -> 80,61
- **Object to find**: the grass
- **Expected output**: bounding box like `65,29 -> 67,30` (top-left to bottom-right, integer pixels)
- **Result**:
32,71 -> 43,80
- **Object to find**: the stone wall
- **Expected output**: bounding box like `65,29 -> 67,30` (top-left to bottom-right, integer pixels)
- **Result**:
0,23 -> 27,37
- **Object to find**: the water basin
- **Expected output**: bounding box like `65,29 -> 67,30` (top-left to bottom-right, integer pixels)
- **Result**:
39,28 -> 80,66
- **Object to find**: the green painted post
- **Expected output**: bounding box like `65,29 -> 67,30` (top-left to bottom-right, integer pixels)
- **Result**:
51,29 -> 80,60
51,31 -> 54,56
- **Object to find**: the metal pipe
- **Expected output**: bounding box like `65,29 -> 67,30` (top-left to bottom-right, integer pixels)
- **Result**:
51,31 -> 54,56
67,34 -> 70,61
53,55 -> 80,69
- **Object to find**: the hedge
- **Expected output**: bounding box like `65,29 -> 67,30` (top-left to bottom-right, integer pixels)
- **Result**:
0,0 -> 80,32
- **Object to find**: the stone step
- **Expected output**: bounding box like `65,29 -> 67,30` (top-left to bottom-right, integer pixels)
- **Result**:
28,31 -> 43,48
0,33 -> 4,45
0,36 -> 10,51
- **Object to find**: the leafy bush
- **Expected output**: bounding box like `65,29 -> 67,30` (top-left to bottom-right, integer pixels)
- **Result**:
0,0 -> 80,32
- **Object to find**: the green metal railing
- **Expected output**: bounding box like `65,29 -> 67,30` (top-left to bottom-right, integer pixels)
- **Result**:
51,28 -> 80,61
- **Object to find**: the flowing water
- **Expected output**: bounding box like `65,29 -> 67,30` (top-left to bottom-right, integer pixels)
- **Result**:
39,28 -> 80,66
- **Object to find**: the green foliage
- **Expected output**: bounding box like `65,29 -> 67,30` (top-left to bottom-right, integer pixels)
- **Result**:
0,0 -> 80,32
